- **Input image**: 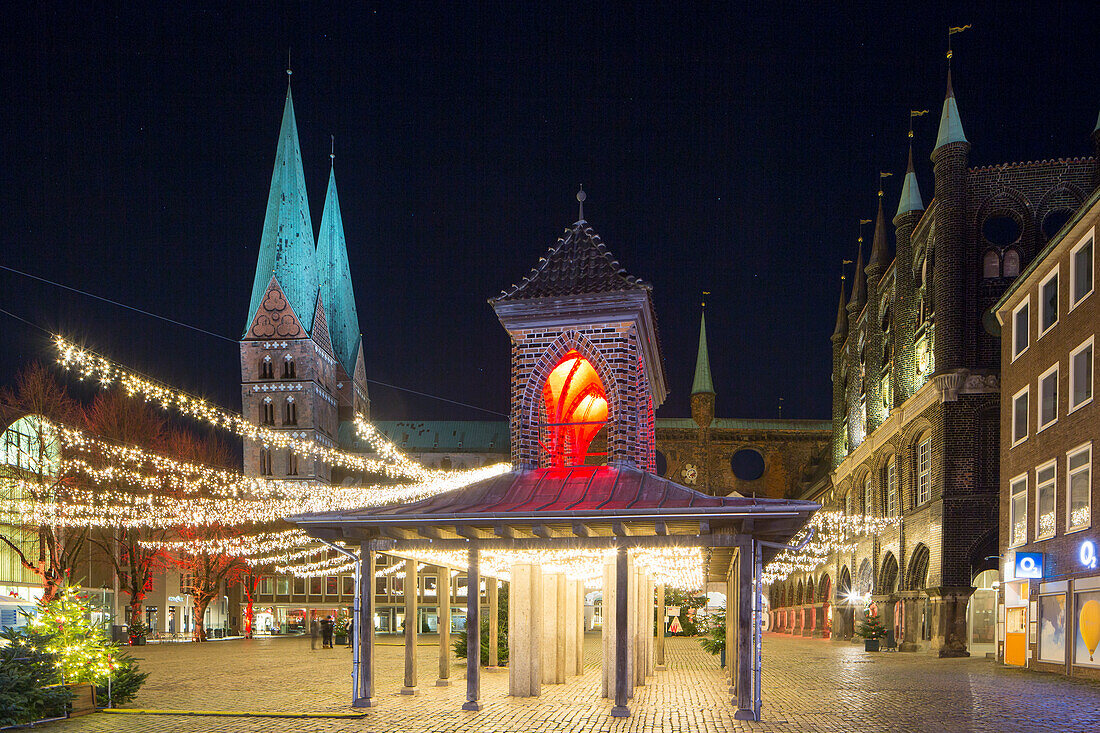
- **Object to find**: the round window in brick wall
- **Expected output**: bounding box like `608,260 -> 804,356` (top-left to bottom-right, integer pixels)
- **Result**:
982,214 -> 1022,246
730,448 -> 765,481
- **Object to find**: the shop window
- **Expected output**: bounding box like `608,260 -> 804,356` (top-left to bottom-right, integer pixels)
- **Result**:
1012,297 -> 1030,361
1073,588 -> 1100,668
1035,462 -> 1056,540
1068,444 -> 1092,531
1012,386 -> 1030,446
1071,233 -> 1094,308
1038,364 -> 1059,432
1010,475 -> 1028,546
260,356 -> 274,380
916,437 -> 931,505
1039,267 -> 1059,337
309,577 -> 322,595
1070,337 -> 1094,412
1039,594 -> 1067,664
1004,249 -> 1021,278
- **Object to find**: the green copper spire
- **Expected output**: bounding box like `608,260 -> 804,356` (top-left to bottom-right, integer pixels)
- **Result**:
691,309 -> 715,395
896,146 -> 925,217
934,70 -> 968,151
317,163 -> 362,378
245,83 -> 318,335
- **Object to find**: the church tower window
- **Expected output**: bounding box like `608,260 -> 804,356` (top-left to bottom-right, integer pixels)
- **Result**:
282,355 -> 296,378
261,397 -> 275,425
260,355 -> 274,380
260,447 -> 273,476
284,397 -> 298,425
286,450 -> 298,476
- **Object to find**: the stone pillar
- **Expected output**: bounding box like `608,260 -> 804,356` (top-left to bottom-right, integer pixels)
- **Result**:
401,559 -> 419,695
733,543 -> 754,720
814,603 -> 825,637
801,605 -> 813,637
655,582 -> 667,670
899,594 -> 922,652
872,594 -> 895,645
354,543 -> 376,707
462,547 -> 481,711
928,587 -> 974,658
645,570 -> 654,678
633,566 -> 644,687
574,579 -> 584,676
541,573 -> 566,684
611,546 -> 631,718
564,579 -> 580,677
603,551 -> 636,704
508,563 -> 542,697
487,578 -> 500,671
436,565 -> 451,686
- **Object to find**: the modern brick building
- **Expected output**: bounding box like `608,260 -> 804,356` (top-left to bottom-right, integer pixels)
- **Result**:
991,187 -> 1100,678
769,70 -> 1100,657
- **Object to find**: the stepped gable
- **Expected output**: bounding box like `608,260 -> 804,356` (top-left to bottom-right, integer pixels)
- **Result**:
493,220 -> 650,302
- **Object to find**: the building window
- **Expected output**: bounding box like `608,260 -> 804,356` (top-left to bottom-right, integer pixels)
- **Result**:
286,450 -> 298,476
1004,249 -> 1021,277
260,447 -> 273,476
1038,363 -> 1059,432
284,398 -> 298,425
1068,444 -> 1092,532
1010,474 -> 1028,546
916,437 -> 931,505
1012,297 -> 1030,361
1036,462 -> 1056,540
886,458 -> 898,516
260,356 -> 274,380
261,399 -> 275,425
1012,386 -> 1029,446
1070,337 -> 1094,412
983,250 -> 1001,279
276,577 -> 290,595
326,576 -> 338,595
260,576 -> 274,595
880,370 -> 892,413
282,355 -> 296,379
293,577 -> 306,595
1071,231 -> 1094,309
844,492 -> 852,516
343,576 -> 355,595
863,476 -> 873,516
1039,267 -> 1059,337
309,577 -> 322,595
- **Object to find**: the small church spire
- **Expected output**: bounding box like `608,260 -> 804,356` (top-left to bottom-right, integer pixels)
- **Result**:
577,185 -> 586,222
936,27 -> 970,152
867,175 -> 892,275
691,298 -> 715,396
898,113 -> 927,217
831,277 -> 849,340
847,229 -> 867,315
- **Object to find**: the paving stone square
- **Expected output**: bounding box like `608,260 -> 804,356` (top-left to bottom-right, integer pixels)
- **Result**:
37,633 -> 1100,732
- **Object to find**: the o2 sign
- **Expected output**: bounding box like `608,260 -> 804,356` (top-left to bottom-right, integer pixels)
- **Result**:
1015,552 -> 1044,580
1081,540 -> 1098,570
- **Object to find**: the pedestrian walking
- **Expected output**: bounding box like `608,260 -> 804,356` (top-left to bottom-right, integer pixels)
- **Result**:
345,616 -> 353,648
310,617 -> 320,651
321,615 -> 334,648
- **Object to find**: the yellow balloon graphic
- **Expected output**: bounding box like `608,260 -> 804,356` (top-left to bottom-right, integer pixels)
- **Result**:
1080,599 -> 1100,661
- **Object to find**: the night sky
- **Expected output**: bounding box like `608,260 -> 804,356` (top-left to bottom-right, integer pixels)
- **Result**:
1,2 -> 1097,423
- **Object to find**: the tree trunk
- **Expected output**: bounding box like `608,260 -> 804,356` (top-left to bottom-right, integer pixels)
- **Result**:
193,599 -> 210,642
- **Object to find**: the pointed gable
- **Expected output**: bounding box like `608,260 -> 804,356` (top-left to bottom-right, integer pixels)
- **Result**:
245,84 -> 319,336
492,220 -> 649,302
245,277 -> 305,340
316,166 -> 362,378
311,291 -> 335,358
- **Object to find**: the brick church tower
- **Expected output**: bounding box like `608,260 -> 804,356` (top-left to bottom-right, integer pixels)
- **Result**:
240,80 -> 369,484
490,191 -> 667,472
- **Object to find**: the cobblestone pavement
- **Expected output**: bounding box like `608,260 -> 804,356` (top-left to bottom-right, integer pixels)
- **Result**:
38,633 -> 1100,732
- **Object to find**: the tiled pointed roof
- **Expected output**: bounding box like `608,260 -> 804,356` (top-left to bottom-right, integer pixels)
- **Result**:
896,147 -> 925,217
867,194 -> 890,273
245,84 -> 319,336
847,243 -> 866,313
493,220 -> 649,301
317,166 -> 362,378
934,70 -> 968,151
691,310 -> 715,395
831,278 -> 848,340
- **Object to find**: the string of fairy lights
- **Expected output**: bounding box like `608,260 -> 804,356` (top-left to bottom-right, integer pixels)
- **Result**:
760,510 -> 901,586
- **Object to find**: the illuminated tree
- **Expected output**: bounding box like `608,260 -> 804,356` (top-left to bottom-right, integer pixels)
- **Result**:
25,583 -> 116,684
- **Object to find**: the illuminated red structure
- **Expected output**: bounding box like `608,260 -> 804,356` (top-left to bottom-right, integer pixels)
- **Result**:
541,350 -> 608,466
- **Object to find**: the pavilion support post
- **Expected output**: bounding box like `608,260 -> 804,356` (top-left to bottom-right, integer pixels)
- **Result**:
462,547 -> 482,711
564,578 -> 580,677
437,565 -> 452,686
733,540 -> 756,721
401,559 -> 419,695
611,546 -> 631,718
487,578 -> 500,671
509,563 -> 542,697
633,566 -> 645,687
541,573 -> 566,684
727,551 -> 737,695
645,570 -> 654,678
354,543 -> 376,707
656,582 -> 667,671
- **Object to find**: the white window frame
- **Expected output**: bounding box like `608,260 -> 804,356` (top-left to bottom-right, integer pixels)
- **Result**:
1034,459 -> 1057,541
887,458 -> 898,517
1038,265 -> 1059,339
1070,228 -> 1095,312
1012,296 -> 1030,362
1037,362 -> 1059,433
863,475 -> 873,516
1069,336 -> 1094,414
916,437 -> 931,505
1011,385 -> 1030,447
1067,442 -> 1092,533
1009,473 -> 1029,548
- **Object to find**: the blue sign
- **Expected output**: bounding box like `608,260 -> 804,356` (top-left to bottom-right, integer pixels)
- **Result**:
1080,541 -> 1097,570
1015,552 -> 1044,579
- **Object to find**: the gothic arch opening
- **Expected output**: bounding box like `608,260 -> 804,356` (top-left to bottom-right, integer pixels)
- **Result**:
541,350 -> 609,467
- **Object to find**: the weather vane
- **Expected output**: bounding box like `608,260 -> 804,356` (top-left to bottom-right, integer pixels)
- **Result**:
909,109 -> 929,139
576,185 -> 586,221
702,290 -> 711,308
878,171 -> 892,197
947,24 -> 971,64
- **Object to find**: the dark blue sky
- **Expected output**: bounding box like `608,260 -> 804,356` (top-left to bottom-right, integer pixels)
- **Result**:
1,2 -> 1097,421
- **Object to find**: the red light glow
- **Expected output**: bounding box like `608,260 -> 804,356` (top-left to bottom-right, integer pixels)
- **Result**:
542,350 -> 608,467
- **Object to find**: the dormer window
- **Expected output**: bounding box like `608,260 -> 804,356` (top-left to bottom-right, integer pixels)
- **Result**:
282,355 -> 296,379
260,355 -> 274,380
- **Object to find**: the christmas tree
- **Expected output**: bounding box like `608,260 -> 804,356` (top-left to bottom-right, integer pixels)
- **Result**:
855,611 -> 886,640
24,584 -> 116,684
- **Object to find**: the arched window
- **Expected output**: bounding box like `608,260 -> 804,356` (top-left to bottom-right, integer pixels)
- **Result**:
282,355 -> 296,379
915,432 -> 932,505
260,355 -> 274,380
1003,249 -> 1021,278
284,397 -> 297,425
982,250 -> 1001,279
261,397 -> 274,426
862,475 -> 874,516
844,491 -> 852,516
260,447 -> 273,476
541,350 -> 608,467
286,450 -> 298,476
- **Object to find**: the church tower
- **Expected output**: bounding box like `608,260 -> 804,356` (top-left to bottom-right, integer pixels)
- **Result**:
689,307 -> 715,428
240,80 -> 354,483
490,190 -> 667,471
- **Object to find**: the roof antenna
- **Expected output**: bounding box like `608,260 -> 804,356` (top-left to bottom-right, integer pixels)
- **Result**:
287,47 -> 292,77
577,185 -> 586,222
330,135 -> 335,167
